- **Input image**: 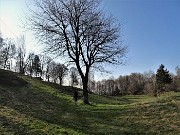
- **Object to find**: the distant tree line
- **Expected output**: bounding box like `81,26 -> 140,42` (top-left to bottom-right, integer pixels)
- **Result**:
0,33 -> 80,86
90,66 -> 179,96
0,33 -> 179,96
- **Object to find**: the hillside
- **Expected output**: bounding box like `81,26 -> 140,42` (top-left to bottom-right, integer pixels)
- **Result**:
0,69 -> 180,135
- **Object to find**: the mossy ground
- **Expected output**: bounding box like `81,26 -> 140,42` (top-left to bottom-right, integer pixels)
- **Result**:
0,69 -> 180,135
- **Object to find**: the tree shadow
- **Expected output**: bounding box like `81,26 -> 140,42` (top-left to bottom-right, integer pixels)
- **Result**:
1,71 -> 179,134
0,69 -> 28,87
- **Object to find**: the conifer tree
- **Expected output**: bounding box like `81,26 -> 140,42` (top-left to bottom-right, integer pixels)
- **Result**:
155,64 -> 172,95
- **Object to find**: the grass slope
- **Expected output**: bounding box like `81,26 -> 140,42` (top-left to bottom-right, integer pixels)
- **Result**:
0,69 -> 180,135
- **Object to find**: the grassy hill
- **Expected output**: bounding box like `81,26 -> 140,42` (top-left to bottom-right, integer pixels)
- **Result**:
0,69 -> 180,135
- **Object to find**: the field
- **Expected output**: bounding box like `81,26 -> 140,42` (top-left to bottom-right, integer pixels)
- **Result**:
0,69 -> 180,135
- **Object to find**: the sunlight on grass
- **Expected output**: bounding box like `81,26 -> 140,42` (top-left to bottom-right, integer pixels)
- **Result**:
0,105 -> 84,135
0,71 -> 180,135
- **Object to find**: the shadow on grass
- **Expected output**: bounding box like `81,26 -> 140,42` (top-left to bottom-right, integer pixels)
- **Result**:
0,69 -> 28,87
90,94 -> 150,106
0,81 -> 152,135
0,70 -> 180,135
0,114 -> 45,135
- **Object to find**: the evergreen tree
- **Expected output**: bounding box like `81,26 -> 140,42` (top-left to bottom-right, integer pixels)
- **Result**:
32,55 -> 42,77
156,64 -> 172,95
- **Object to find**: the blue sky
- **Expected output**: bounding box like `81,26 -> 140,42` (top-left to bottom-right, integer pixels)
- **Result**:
101,0 -> 180,77
0,0 -> 179,79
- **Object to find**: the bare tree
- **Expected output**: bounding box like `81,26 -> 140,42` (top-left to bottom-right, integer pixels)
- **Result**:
115,75 -> 129,95
143,70 -> 155,94
55,63 -> 68,85
0,33 -> 3,49
45,57 -> 54,82
70,67 -> 79,86
175,66 -> 180,77
15,36 -> 38,75
32,55 -> 42,77
38,55 -> 52,80
0,33 -> 4,66
0,38 -> 16,70
27,0 -> 127,104
25,53 -> 36,76
127,73 -> 145,95
49,61 -> 58,83
16,35 -> 26,74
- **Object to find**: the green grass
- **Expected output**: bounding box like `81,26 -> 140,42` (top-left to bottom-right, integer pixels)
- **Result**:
0,69 -> 180,135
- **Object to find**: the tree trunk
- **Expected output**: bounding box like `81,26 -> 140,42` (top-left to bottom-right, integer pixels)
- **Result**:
75,62 -> 90,104
59,77 -> 62,85
82,78 -> 90,104
4,59 -> 7,69
20,68 -> 25,74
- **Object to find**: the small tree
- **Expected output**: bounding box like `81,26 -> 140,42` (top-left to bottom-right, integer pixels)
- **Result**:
70,67 -> 79,86
49,61 -> 58,83
40,56 -> 53,82
45,58 -> 53,82
55,63 -> 68,85
32,55 -> 42,77
155,64 -> 172,95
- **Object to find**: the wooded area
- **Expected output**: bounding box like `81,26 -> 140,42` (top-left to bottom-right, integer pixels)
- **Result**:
0,32 -> 180,99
